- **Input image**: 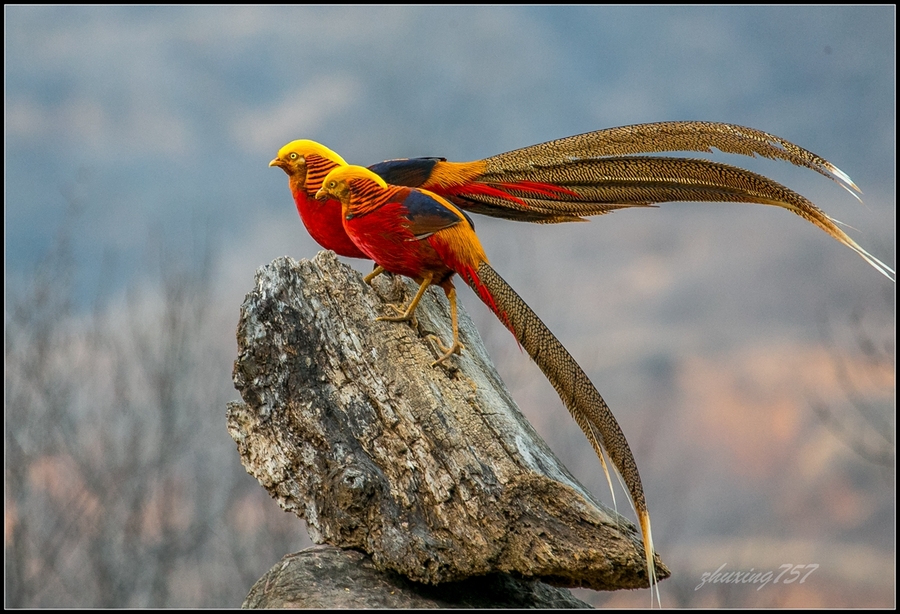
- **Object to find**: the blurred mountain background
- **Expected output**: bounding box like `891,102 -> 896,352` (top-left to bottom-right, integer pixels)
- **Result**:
5,6 -> 894,608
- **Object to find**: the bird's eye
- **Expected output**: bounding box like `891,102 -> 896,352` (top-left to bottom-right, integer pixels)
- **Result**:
289,153 -> 298,160
328,181 -> 336,188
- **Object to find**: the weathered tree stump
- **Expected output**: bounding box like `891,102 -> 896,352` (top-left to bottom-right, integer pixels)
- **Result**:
228,252 -> 668,606
242,545 -> 593,609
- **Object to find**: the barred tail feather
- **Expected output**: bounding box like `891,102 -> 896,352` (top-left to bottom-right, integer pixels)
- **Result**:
463,156 -> 894,280
467,261 -> 660,596
485,120 -> 861,197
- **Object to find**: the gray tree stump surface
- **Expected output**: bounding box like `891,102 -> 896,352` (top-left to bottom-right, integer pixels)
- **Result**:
228,252 -> 668,606
242,545 -> 593,609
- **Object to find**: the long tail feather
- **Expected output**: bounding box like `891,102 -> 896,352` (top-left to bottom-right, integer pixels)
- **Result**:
464,260 -> 660,597
458,156 -> 895,280
484,121 -> 859,197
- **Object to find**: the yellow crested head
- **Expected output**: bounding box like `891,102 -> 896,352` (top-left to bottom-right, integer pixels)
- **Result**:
272,140 -> 347,167
316,165 -> 388,206
269,139 -> 348,194
323,165 -> 387,189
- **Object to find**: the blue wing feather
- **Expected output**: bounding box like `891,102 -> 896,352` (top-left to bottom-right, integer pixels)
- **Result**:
369,158 -> 446,188
401,190 -> 464,239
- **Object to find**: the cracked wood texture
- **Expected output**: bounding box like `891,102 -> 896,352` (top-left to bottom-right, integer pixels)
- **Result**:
228,251 -> 668,599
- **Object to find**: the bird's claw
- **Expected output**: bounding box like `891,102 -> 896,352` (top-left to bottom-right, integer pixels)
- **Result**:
427,334 -> 464,367
377,303 -> 418,328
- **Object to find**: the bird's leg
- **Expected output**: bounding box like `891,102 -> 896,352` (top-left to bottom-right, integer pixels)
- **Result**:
363,265 -> 385,285
377,273 -> 433,329
428,285 -> 465,367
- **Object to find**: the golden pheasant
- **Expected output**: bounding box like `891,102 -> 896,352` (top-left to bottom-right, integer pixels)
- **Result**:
316,164 -> 663,604
271,122 -> 894,280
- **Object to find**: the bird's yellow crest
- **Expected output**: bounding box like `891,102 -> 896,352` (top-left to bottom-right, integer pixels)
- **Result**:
271,140 -> 350,195
316,165 -> 391,216
272,139 -> 348,167
320,165 -> 388,192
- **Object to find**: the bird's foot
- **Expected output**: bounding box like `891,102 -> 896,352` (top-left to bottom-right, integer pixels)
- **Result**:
377,303 -> 418,329
363,265 -> 385,286
427,334 -> 464,367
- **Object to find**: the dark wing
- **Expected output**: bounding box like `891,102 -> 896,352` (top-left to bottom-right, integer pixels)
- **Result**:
368,158 -> 447,189
400,189 -> 465,240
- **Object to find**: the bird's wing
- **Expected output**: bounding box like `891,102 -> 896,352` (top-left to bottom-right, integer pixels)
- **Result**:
368,157 -> 447,189
400,190 -> 467,240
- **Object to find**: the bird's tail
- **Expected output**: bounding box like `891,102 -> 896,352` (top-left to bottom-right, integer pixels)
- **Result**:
454,155 -> 893,281
460,260 -> 660,602
485,121 -> 859,193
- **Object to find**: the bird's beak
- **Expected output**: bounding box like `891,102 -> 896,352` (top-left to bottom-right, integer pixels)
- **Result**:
314,188 -> 326,201
269,157 -> 282,168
